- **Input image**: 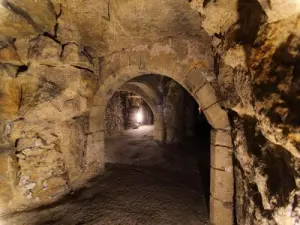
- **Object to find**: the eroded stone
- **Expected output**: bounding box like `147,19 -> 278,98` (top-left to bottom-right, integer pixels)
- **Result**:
211,145 -> 232,171
211,129 -> 232,148
196,83 -> 218,110
210,196 -> 233,225
210,168 -> 234,202
203,103 -> 230,129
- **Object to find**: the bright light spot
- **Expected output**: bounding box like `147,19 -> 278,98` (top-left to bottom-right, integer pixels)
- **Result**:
136,109 -> 143,123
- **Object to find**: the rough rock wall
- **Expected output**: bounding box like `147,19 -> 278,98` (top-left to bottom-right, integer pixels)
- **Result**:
233,116 -> 299,225
190,1 -> 300,224
0,35 -> 98,213
162,79 -> 185,143
104,92 -> 125,135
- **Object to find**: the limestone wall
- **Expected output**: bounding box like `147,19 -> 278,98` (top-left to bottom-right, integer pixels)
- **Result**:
0,36 -> 99,213
190,1 -> 300,224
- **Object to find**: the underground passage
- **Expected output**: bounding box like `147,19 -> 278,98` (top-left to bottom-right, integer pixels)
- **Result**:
0,1 -> 299,225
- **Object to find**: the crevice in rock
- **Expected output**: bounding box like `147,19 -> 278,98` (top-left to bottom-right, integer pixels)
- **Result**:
53,4 -> 62,38
107,0 -> 111,22
210,194 -> 233,204
211,144 -> 232,149
14,138 -> 20,148
193,81 -> 208,95
201,100 -> 222,112
42,32 -> 62,45
72,65 -> 95,74
210,166 -> 227,172
203,0 -> 213,7
82,47 -> 95,65
16,65 -> 28,75
39,64 -> 56,68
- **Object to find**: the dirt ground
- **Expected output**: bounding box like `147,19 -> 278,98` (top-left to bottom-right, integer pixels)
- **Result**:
2,126 -> 209,225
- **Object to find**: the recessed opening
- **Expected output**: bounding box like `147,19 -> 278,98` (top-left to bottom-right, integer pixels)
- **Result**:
103,74 -> 212,223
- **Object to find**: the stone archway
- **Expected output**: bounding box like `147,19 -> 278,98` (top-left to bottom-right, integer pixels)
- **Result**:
88,37 -> 234,225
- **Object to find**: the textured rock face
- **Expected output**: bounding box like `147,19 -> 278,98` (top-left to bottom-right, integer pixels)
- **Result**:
104,92 -> 125,135
162,79 -> 185,143
57,0 -> 203,56
0,35 -> 97,213
0,0 -> 204,56
251,16 -> 300,158
233,116 -> 299,225
190,0 -> 300,224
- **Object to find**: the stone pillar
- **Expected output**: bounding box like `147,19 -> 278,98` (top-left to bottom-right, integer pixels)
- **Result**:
210,129 -> 234,225
85,131 -> 105,176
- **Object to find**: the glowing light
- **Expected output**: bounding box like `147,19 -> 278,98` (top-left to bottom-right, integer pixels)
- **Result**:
136,109 -> 143,123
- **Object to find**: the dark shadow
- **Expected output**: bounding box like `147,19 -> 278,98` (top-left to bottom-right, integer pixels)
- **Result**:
178,91 -> 212,208
236,0 -> 266,61
195,111 -> 211,208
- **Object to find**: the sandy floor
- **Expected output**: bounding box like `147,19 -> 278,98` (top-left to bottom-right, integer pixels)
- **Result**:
2,126 -> 209,225
105,126 -> 200,172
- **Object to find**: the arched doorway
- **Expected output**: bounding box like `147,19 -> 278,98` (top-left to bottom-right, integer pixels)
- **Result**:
88,42 -> 233,224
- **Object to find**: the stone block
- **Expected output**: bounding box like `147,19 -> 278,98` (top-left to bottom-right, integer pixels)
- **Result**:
211,129 -> 232,147
195,83 -> 218,110
184,68 -> 207,93
93,94 -> 108,106
172,63 -> 189,83
210,168 -> 234,202
154,129 -> 164,141
89,105 -> 106,132
86,141 -> 104,165
0,149 -> 17,205
211,145 -> 232,171
203,103 -> 230,129
87,131 -> 104,144
210,196 -> 233,225
92,131 -> 104,142
148,54 -> 176,76
0,77 -> 21,121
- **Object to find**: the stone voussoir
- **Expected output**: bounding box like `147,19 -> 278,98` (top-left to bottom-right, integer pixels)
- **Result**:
210,167 -> 234,203
184,67 -> 207,94
210,144 -> 233,171
203,103 -> 230,129
211,129 -> 233,147
195,82 -> 218,110
210,196 -> 233,225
